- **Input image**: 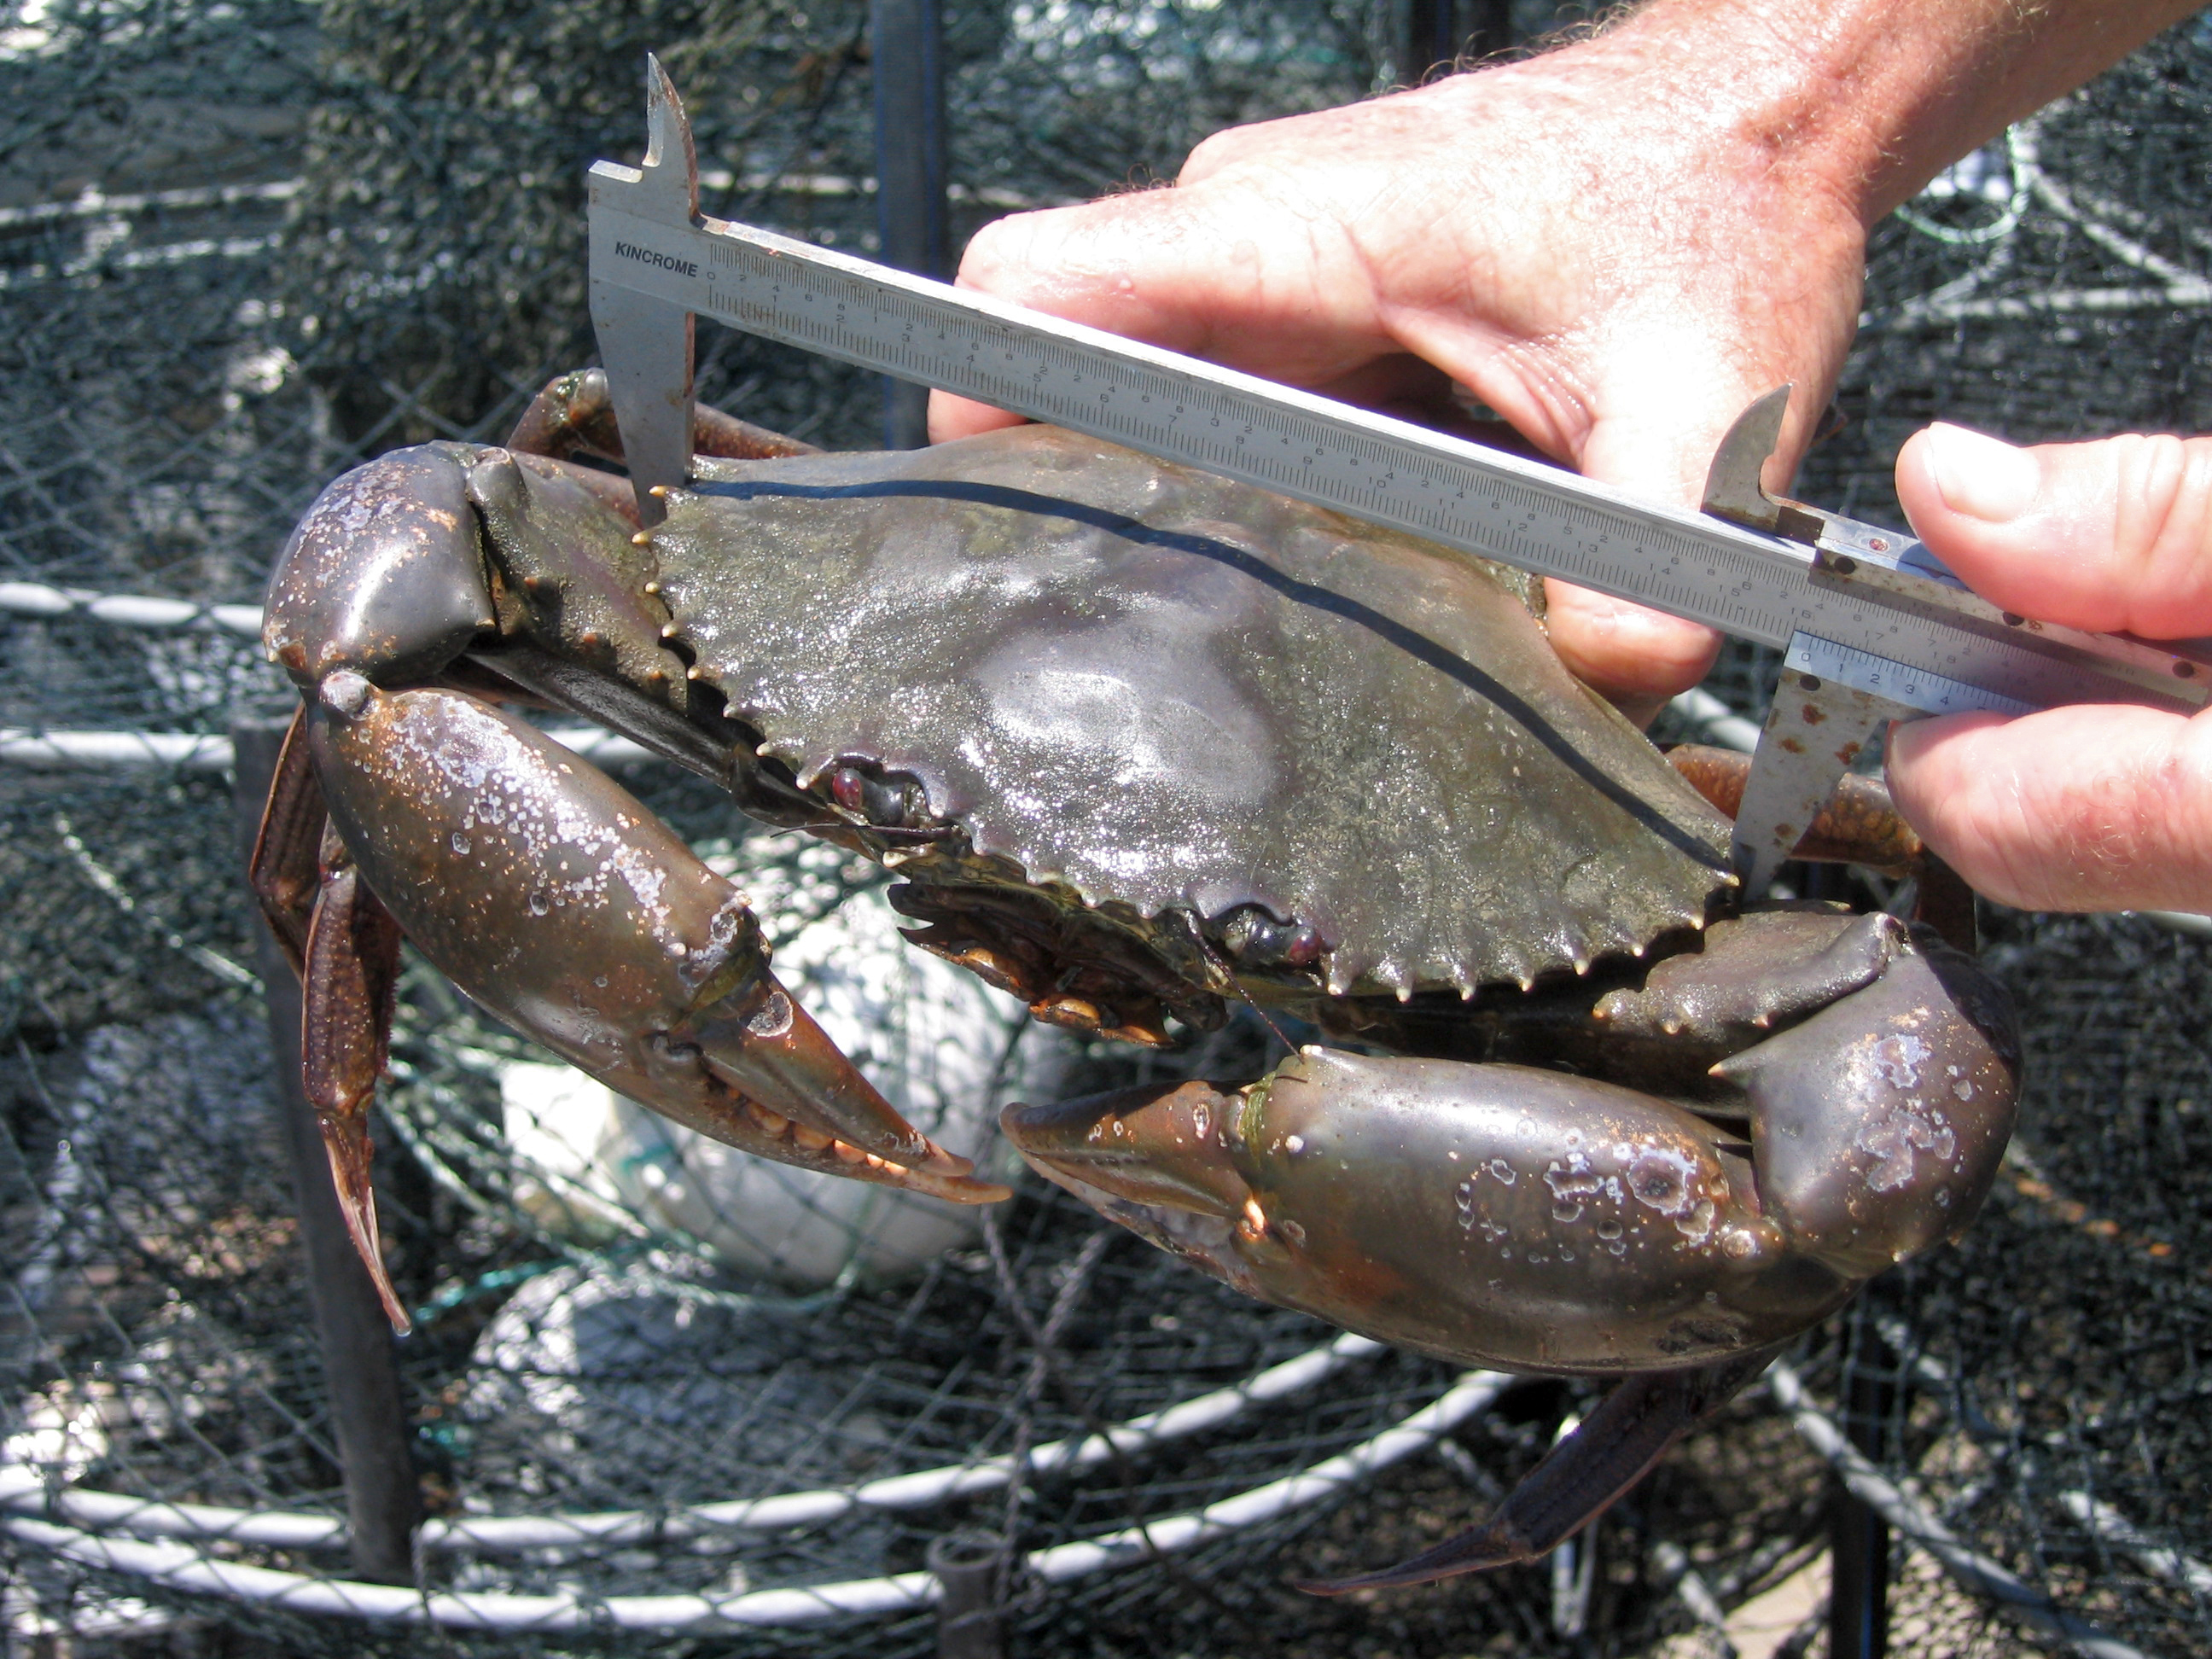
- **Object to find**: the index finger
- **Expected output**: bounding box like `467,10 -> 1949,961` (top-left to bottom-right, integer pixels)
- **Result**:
926,180 -> 1394,442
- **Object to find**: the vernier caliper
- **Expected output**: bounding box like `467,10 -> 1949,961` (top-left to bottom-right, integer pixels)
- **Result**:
585,59 -> 2210,899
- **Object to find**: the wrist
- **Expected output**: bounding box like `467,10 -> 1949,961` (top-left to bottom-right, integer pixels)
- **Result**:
1552,0 -> 2193,229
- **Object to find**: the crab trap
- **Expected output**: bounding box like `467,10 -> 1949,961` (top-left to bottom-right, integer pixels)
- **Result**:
3,3 -> 2212,1656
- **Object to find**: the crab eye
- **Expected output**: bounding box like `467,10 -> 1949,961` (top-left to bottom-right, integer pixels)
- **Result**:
1213,904 -> 1324,969
827,763 -> 923,828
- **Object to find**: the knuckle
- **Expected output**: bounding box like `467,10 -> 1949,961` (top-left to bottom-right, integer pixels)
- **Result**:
2110,431 -> 2212,578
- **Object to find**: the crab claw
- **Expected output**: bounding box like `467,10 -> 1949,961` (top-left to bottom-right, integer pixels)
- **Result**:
1004,912 -> 2019,1586
1003,1050 -> 1860,1375
1004,915 -> 2017,1376
306,674 -> 1007,1243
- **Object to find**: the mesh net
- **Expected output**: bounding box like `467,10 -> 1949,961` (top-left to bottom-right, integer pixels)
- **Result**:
2,2 -> 2209,1655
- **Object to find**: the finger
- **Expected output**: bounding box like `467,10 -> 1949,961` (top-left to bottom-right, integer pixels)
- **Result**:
1897,424 -> 2212,637
1540,358 -> 1802,713
928,178 -> 1398,444
1542,581 -> 1721,720
925,195 -> 1248,444
1887,703 -> 2212,914
928,387 -> 1027,443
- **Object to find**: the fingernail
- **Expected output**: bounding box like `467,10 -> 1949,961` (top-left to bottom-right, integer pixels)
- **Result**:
1926,422 -> 2040,522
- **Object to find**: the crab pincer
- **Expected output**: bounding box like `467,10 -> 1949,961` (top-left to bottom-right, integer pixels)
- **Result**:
1003,910 -> 2019,1586
259,678 -> 1007,1327
251,433 -> 1008,1330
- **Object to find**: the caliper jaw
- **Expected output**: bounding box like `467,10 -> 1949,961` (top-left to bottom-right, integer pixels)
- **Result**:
1703,386 -> 2211,900
1700,387 -> 1923,899
586,55 -> 698,526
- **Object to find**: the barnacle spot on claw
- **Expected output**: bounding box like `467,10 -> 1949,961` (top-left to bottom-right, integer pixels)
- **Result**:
744,988 -> 795,1039
1676,1197 -> 1718,1244
320,671 -> 373,720
1627,1146 -> 1699,1218
1858,1104 -> 1957,1194
1872,1031 -> 1934,1089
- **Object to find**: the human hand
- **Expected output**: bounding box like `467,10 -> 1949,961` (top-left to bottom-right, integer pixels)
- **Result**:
931,18 -> 1877,714
1885,423 -> 2212,914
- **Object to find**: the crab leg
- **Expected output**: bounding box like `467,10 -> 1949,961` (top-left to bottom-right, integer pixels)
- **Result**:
249,707 -> 413,1330
246,706 -> 324,975
1298,1348 -> 1777,1592
300,832 -> 410,1329
1666,742 -> 1978,950
303,673 -> 1004,1272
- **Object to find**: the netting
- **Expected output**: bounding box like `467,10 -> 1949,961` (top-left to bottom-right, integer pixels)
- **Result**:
3,2 -> 2210,1654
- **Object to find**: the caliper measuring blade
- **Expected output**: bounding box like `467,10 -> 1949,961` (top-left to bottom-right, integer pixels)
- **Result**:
587,55 -> 697,526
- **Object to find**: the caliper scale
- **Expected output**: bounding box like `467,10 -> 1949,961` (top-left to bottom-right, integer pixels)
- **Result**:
586,60 -> 2209,899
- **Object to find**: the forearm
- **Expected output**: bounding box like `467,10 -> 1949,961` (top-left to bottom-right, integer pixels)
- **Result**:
1581,0 -> 2199,225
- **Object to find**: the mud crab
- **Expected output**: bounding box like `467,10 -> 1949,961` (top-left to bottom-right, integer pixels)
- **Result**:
251,370 -> 2019,1589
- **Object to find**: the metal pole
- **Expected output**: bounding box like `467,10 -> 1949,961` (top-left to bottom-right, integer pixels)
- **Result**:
1829,1316 -> 1895,1659
230,719 -> 420,1586
928,1528 -> 1005,1659
1466,0 -> 1515,60
1396,0 -> 1456,84
1397,1 -> 1516,89
870,0 -> 950,448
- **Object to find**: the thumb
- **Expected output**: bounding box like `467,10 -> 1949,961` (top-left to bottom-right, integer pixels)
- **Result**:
1887,422 -> 2212,913
1896,424 -> 2212,637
